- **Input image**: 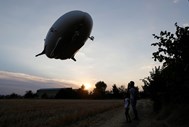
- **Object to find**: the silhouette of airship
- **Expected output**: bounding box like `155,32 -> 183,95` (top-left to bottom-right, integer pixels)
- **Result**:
36,10 -> 94,61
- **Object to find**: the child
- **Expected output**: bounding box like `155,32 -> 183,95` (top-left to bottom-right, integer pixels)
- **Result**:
124,92 -> 131,123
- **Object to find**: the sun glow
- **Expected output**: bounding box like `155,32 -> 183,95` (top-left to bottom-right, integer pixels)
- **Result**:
84,83 -> 92,90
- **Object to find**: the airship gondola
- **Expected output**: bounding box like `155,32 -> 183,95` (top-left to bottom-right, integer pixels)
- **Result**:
36,10 -> 94,61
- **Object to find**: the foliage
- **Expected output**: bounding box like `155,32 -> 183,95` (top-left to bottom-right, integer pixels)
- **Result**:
142,23 -> 189,111
118,85 -> 127,97
152,23 -> 189,67
93,81 -> 107,99
1,81 -> 130,100
0,93 -> 22,99
24,90 -> 36,98
142,66 -> 166,96
112,84 -> 120,98
142,66 -> 166,112
111,84 -> 127,99
76,84 -> 89,99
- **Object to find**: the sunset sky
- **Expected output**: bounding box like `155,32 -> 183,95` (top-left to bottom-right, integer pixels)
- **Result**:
0,0 -> 189,95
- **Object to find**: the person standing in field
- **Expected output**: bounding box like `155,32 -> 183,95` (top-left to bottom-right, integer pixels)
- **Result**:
128,81 -> 139,120
124,92 -> 131,123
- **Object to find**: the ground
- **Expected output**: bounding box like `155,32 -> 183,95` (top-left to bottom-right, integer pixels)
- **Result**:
68,99 -> 155,127
85,99 -> 189,127
2,99 -> 186,127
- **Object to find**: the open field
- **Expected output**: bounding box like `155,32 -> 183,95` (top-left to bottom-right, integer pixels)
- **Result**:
0,99 -> 122,127
1,99 -> 187,127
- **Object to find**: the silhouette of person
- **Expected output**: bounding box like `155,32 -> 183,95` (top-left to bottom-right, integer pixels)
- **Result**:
128,81 -> 139,120
124,92 -> 131,123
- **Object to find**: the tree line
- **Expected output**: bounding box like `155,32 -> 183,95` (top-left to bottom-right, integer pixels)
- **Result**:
0,81 -> 140,99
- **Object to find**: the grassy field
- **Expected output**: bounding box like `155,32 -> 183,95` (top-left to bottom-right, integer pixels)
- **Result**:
0,99 -> 122,127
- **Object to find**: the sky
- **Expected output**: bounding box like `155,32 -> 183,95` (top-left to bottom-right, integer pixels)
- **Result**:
0,0 -> 189,95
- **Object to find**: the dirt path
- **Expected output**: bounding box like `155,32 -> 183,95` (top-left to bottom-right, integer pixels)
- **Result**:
94,107 -> 130,127
92,99 -> 154,127
68,99 -> 153,127
67,99 -> 189,127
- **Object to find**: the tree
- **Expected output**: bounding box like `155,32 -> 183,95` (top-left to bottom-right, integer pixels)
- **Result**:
77,84 -> 89,99
81,84 -> 85,90
142,66 -> 166,112
112,84 -> 120,98
142,66 -> 166,94
93,81 -> 107,99
118,85 -> 127,99
24,90 -> 35,98
7,93 -> 22,99
143,23 -> 189,108
152,23 -> 189,67
151,23 -> 189,89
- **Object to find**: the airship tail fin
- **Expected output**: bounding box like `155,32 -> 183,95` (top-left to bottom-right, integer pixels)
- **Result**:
71,57 -> 76,61
36,49 -> 45,57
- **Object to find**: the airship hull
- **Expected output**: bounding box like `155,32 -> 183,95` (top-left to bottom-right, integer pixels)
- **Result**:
36,10 -> 93,61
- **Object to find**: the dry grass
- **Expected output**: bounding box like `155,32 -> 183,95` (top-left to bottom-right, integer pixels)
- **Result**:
0,99 -> 122,127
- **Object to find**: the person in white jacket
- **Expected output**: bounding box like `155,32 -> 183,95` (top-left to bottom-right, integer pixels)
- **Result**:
124,92 -> 131,123
128,81 -> 139,120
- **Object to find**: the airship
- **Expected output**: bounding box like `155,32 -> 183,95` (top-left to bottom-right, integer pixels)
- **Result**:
36,10 -> 94,61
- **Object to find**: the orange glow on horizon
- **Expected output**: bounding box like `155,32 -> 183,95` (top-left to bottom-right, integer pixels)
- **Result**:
84,83 -> 92,90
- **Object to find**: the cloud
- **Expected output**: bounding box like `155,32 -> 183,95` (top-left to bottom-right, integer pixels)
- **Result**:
173,0 -> 180,3
183,23 -> 189,27
0,71 -> 77,95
